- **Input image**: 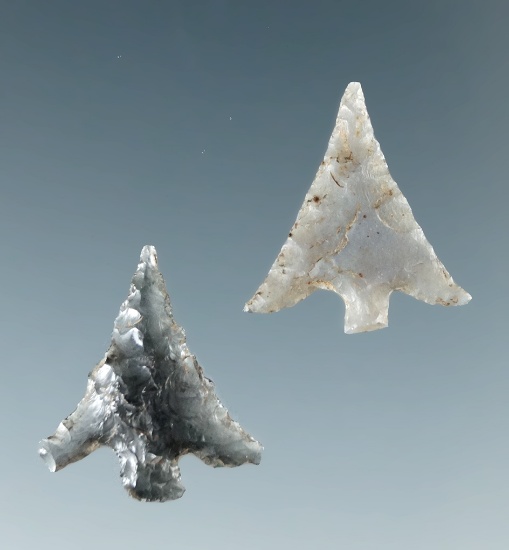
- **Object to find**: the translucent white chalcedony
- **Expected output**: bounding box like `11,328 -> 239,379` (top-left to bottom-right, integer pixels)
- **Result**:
245,82 -> 471,333
39,246 -> 262,502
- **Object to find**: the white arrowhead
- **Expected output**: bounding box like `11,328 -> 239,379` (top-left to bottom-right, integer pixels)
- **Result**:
40,246 -> 262,501
245,82 -> 471,334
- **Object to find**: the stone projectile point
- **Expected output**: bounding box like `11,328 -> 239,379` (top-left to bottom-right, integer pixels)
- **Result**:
40,246 -> 262,502
244,82 -> 471,333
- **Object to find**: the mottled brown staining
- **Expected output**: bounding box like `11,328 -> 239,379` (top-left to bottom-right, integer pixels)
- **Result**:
435,296 -> 459,306
345,207 -> 360,234
306,195 -> 322,204
314,280 -> 335,291
330,206 -> 360,257
358,273 -> 364,278
373,188 -> 394,209
344,151 -> 354,162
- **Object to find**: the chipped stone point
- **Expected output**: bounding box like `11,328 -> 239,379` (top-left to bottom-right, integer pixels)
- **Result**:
244,82 -> 471,333
39,246 -> 262,502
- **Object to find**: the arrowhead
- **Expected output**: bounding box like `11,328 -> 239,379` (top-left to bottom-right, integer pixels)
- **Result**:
40,246 -> 262,502
245,82 -> 471,333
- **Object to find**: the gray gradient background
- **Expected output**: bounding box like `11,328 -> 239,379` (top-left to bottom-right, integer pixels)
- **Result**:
1,1 -> 507,548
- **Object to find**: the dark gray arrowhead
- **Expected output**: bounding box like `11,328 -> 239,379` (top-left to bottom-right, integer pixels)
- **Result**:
39,246 -> 262,502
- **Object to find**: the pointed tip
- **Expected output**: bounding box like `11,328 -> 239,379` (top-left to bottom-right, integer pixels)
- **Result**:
343,81 -> 365,102
338,82 -> 368,122
249,441 -> 263,465
456,288 -> 472,306
243,292 -> 270,313
345,81 -> 362,92
140,245 -> 158,267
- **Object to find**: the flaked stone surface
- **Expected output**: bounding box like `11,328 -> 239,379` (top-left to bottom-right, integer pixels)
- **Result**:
245,82 -> 471,333
40,246 -> 262,502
